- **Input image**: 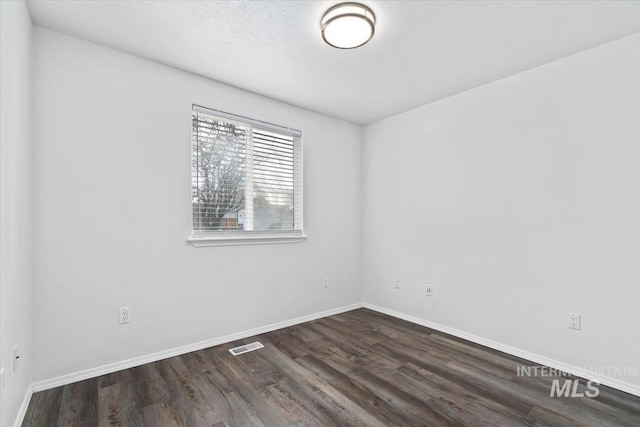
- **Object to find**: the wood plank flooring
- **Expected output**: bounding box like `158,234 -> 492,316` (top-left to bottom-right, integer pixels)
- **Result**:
22,308 -> 640,426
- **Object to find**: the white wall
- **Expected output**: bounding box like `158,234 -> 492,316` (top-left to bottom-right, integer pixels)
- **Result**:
363,34 -> 640,389
32,28 -> 362,383
0,0 -> 34,425
24,13 -> 640,402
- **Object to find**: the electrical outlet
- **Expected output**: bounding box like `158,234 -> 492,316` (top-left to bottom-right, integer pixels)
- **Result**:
394,277 -> 400,289
567,312 -> 581,330
425,284 -> 433,297
13,345 -> 20,371
322,276 -> 329,288
119,307 -> 130,324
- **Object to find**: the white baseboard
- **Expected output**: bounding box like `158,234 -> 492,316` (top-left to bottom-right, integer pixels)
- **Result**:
13,384 -> 33,427
32,302 -> 364,392
363,303 -> 640,398
28,301 -> 640,400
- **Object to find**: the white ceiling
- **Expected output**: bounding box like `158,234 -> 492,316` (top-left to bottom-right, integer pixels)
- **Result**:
27,1 -> 640,125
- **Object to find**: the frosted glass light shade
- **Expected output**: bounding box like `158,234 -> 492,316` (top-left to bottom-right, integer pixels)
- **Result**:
321,3 -> 376,49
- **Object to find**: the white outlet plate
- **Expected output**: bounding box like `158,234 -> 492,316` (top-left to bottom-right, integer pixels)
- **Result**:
119,307 -> 130,324
425,284 -> 433,296
394,277 -> 400,289
567,312 -> 581,330
1,367 -> 5,390
322,276 -> 329,288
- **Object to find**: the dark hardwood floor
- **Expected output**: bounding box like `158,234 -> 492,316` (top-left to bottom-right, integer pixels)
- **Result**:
23,308 -> 640,426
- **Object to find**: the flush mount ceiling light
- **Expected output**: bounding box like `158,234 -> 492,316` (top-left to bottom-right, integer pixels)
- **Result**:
321,2 -> 376,49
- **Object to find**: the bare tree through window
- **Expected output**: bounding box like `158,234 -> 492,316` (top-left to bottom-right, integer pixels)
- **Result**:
192,115 -> 246,231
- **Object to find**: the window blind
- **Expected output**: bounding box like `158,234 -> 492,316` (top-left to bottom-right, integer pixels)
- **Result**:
191,106 -> 303,236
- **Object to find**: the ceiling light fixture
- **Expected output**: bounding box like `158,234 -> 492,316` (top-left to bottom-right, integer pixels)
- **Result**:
321,2 -> 376,49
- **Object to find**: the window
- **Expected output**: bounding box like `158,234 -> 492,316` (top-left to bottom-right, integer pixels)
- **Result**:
189,105 -> 305,246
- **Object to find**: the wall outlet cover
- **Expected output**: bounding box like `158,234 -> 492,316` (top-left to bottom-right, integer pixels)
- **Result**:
567,312 -> 581,330
119,307 -> 130,324
425,284 -> 433,296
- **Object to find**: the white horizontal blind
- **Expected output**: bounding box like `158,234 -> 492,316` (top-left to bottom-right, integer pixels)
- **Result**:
192,106 -> 303,236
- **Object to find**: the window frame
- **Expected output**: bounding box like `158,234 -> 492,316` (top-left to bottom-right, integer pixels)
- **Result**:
188,105 -> 306,247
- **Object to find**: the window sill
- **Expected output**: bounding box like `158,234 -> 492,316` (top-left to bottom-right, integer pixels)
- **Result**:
187,233 -> 307,247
